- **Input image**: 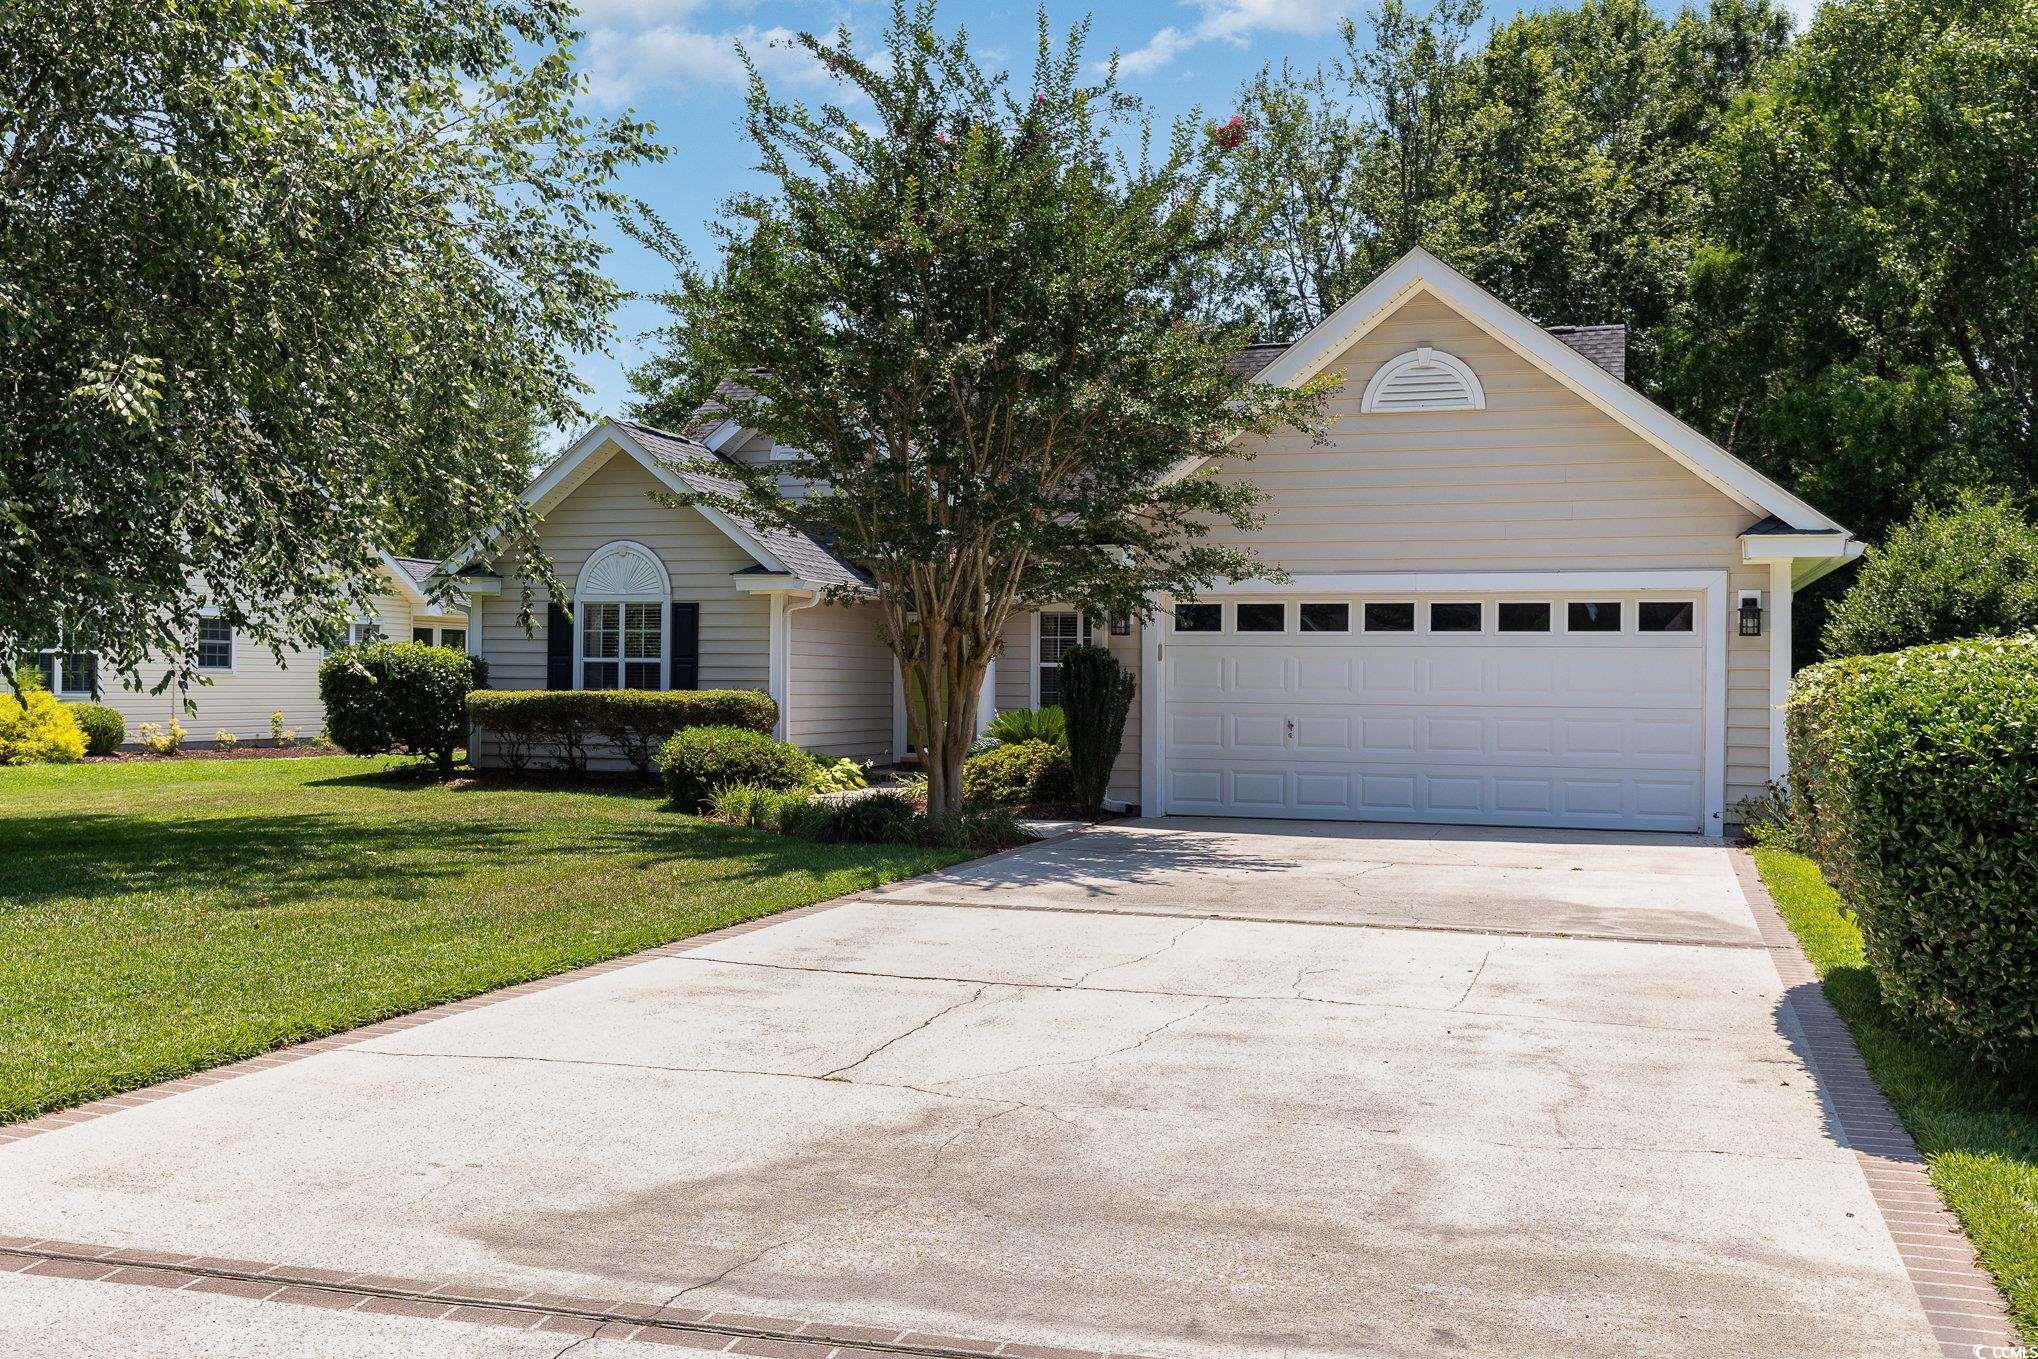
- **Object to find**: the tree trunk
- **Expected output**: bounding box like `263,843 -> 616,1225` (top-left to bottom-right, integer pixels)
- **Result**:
902,623 -> 989,819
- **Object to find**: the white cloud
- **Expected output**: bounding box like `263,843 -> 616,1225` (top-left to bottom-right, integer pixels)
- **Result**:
1108,0 -> 1356,77
583,19 -> 839,103
1778,0 -> 1818,26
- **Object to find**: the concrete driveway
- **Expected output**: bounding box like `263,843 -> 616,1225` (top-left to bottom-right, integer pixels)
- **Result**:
0,818 -> 1942,1358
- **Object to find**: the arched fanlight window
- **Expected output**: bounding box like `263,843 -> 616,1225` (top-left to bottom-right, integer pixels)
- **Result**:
576,540 -> 669,690
1361,346 -> 1487,413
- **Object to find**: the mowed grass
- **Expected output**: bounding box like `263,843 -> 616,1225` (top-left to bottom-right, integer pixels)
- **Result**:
0,755 -> 970,1124
1754,847 -> 2038,1342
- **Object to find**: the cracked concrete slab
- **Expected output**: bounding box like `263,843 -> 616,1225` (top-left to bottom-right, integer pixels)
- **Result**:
861,817 -> 1762,946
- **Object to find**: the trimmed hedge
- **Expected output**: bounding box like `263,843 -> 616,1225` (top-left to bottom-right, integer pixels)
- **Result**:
658,725 -> 816,809
1787,634 -> 2038,1067
962,738 -> 1074,808
465,689 -> 778,776
319,642 -> 487,776
65,702 -> 125,756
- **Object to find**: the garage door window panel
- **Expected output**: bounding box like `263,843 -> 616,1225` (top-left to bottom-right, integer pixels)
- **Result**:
1236,603 -> 1286,633
1567,601 -> 1623,633
1363,602 -> 1415,633
1299,603 -> 1350,633
1430,602 -> 1483,634
1497,602 -> 1551,633
1638,601 -> 1695,633
1172,604 -> 1221,633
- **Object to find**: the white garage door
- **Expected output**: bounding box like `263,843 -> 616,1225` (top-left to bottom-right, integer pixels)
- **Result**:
1161,593 -> 1707,832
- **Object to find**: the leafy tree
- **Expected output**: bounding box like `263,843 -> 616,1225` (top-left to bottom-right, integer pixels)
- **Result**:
1820,496 -> 2038,659
0,0 -> 656,694
1202,0 -> 1788,395
629,3 -> 1329,814
1663,0 -> 2038,542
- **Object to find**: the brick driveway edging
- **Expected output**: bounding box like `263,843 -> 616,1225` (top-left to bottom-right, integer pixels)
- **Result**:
1730,849 -> 2020,1359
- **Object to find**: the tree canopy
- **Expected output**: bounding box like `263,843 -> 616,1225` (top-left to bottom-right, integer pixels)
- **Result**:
0,0 -> 656,693
629,2 -> 1329,813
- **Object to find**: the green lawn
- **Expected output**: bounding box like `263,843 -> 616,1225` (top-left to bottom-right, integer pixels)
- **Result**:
0,755 -> 969,1125
1754,847 -> 2038,1342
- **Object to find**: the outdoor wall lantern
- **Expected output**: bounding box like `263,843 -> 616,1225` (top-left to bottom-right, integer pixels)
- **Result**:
1738,590 -> 1764,637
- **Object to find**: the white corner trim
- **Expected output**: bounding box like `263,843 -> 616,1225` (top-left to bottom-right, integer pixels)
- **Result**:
1141,596 -> 1166,816
1769,561 -> 1793,785
977,656 -> 998,736
1027,611 -> 1042,709
1360,346 -> 1486,413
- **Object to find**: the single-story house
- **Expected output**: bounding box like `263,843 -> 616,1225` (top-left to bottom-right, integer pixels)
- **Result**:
452,247 -> 1858,834
34,553 -> 470,746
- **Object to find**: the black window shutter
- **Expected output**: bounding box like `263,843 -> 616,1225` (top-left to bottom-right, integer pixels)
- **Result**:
546,602 -> 574,690
669,602 -> 700,690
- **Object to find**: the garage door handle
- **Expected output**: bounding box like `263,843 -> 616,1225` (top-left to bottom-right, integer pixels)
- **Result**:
1285,717 -> 1296,742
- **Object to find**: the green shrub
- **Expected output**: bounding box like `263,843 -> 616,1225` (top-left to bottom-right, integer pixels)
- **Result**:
811,791 -> 920,843
1058,644 -> 1134,812
65,702 -> 124,756
1822,495 -> 2038,659
985,705 -> 1065,746
465,689 -> 779,777
1786,634 -> 2038,1067
708,782 -> 812,831
962,738 -> 1074,807
270,710 -> 296,748
136,717 -> 185,756
319,642 -> 487,776
213,729 -> 239,750
0,676 -> 87,764
808,756 -> 870,793
658,725 -> 817,809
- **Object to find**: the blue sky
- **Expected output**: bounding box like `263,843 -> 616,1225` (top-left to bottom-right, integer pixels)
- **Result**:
564,0 -> 1814,436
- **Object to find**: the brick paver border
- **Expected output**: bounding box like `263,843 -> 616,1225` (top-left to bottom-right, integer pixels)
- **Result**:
0,1236 -> 1129,1359
1731,849 -> 2021,1359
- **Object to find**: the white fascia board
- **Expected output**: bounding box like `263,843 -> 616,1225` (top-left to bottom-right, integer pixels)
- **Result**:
1740,533 -> 1853,561
702,419 -> 747,453
375,551 -> 432,607
450,575 -> 502,595
1790,540 -> 1867,590
1164,245 -> 1853,538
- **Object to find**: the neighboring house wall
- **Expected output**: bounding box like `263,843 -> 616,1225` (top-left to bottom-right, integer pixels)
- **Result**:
786,600 -> 893,763
471,446 -> 773,767
62,570 -> 464,746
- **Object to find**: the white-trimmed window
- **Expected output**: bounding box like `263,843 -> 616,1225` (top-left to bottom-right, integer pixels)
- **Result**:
31,647 -> 96,697
1361,346 -> 1486,413
1037,611 -> 1094,707
348,620 -> 383,646
578,540 -> 669,691
197,617 -> 235,669
439,627 -> 467,651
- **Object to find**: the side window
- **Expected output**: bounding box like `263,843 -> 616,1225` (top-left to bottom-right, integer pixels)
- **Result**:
1038,612 -> 1091,707
197,617 -> 235,669
411,626 -> 434,645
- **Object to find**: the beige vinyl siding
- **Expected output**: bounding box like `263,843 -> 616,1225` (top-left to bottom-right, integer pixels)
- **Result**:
1182,294 -> 1777,813
786,600 -> 893,763
472,443 -> 772,768
89,567 -> 461,746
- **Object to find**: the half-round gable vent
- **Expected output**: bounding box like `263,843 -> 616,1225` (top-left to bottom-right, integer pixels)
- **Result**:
1361,346 -> 1487,413
579,541 -> 669,599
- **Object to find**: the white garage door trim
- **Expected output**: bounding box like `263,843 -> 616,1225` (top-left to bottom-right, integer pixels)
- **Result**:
1141,570 -> 1727,834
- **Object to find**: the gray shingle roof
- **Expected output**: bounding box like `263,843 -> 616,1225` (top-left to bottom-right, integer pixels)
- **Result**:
612,419 -> 865,589
1545,325 -> 1628,382
389,556 -> 439,587
1227,342 -> 1291,378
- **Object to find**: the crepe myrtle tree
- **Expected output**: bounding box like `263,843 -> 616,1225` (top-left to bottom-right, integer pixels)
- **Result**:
628,3 -> 1331,815
0,0 -> 655,697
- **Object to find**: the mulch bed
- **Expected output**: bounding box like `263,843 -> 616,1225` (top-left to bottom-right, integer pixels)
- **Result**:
91,746 -> 340,763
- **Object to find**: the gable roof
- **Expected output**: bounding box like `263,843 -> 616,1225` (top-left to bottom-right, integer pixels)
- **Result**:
1179,247 -> 1850,538
514,419 -> 864,591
